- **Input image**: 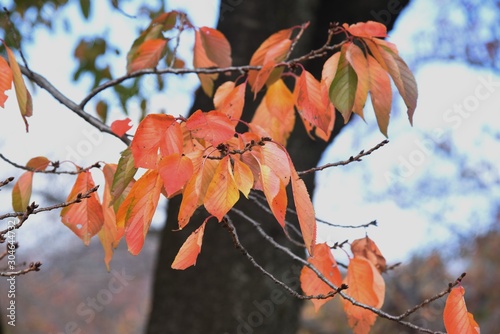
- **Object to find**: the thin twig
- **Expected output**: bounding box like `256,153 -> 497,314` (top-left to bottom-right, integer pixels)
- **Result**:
0,154 -> 101,174
298,139 -> 389,176
318,218 -> 378,229
0,261 -> 41,277
0,177 -> 14,188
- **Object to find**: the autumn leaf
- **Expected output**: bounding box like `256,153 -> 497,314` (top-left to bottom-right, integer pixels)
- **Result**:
110,147 -> 137,210
185,109 -> 235,146
300,243 -> 343,311
116,169 -> 163,255
171,220 -> 208,270
294,69 -> 335,140
193,27 -> 231,96
248,27 -> 294,95
131,114 -> 177,168
127,39 -> 167,73
444,286 -> 480,334
346,43 -> 369,118
350,236 -> 387,273
158,153 -> 194,197
204,156 -> 239,221
329,43 -> 357,123
98,164 -> 121,271
289,161 -> 316,255
214,81 -> 246,121
12,172 -> 33,212
60,171 -> 104,246
344,21 -> 387,38
367,55 -> 392,137
250,79 -> 295,145
342,257 -> 385,334
0,56 -> 12,108
110,117 -> 133,136
232,157 -> 254,198
4,43 -> 33,132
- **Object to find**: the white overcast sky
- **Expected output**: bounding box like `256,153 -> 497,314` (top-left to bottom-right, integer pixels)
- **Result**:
1,0 -> 499,268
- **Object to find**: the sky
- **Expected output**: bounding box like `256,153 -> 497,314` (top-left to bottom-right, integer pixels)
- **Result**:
1,0 -> 499,270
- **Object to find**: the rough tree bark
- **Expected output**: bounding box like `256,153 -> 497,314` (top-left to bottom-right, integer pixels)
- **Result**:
147,1 -> 408,333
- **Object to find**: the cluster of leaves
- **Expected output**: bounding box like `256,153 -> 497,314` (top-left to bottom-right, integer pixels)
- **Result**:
0,10 -> 480,334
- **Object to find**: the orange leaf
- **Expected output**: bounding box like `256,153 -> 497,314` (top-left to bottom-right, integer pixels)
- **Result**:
12,172 -> 33,212
131,114 -> 176,168
161,120 -> 184,156
185,109 -> 235,146
294,70 -> 335,140
300,243 -> 342,311
351,236 -> 387,273
232,157 -> 254,198
110,118 -> 132,137
0,56 -> 12,108
342,257 -> 385,334
367,55 -> 392,137
26,156 -> 50,171
193,27 -> 231,96
290,162 -> 316,255
374,42 -> 418,125
344,21 -> 387,38
444,286 -> 480,334
252,38 -> 291,97
250,79 -> 295,145
346,43 -> 369,118
158,153 -> 193,197
214,81 -> 246,121
248,27 -> 294,95
60,171 -> 104,246
98,164 -> 121,271
171,220 -> 208,270
178,158 -> 219,229
116,169 -> 163,255
4,43 -> 33,132
260,164 -> 287,228
204,156 -> 239,221
127,39 -> 167,73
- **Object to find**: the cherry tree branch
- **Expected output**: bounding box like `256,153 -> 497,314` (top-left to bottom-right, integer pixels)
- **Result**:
0,261 -> 42,277
0,153 -> 102,174
19,66 -> 130,146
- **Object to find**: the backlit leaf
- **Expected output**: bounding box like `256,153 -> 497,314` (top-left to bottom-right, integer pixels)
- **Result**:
344,21 -> 387,38
158,153 -> 193,197
444,286 -> 480,334
329,44 -> 357,123
12,172 -> 33,212
259,164 -> 287,228
110,147 -> 137,210
300,243 -> 343,311
214,81 -> 246,121
0,56 -> 12,108
342,257 -> 385,334
116,169 -> 163,255
110,117 -> 132,137
346,43 -> 369,118
232,158 -> 254,198
171,220 -> 207,270
186,109 -> 235,146
367,55 -> 392,137
127,39 -> 167,73
5,44 -> 33,132
60,171 -> 104,245
204,156 -> 239,221
131,114 -> 176,168
252,39 -> 291,96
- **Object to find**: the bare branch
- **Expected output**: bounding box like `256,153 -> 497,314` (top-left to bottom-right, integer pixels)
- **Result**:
0,177 -> 14,188
0,153 -> 102,174
0,261 -> 41,277
298,139 -> 389,176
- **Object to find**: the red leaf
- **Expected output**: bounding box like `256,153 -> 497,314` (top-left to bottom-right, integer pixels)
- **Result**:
60,171 -> 104,245
171,221 -> 207,270
186,109 -> 235,146
116,169 -> 163,255
344,21 -> 387,38
204,156 -> 239,221
127,39 -> 167,73
110,117 -> 133,137
158,153 -> 193,197
131,114 -> 176,168
300,243 -> 342,311
444,286 -> 480,334
0,56 -> 12,108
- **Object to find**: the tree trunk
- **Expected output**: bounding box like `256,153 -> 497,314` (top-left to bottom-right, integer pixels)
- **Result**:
147,1 -> 407,333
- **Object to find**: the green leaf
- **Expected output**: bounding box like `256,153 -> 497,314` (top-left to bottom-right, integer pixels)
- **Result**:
79,0 -> 91,19
329,44 -> 357,123
111,147 -> 138,211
